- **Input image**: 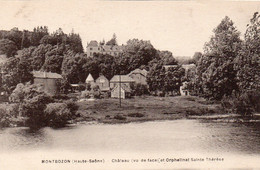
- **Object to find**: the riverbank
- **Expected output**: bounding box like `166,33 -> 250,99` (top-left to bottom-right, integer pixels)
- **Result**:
75,96 -> 224,124
1,95 -> 259,128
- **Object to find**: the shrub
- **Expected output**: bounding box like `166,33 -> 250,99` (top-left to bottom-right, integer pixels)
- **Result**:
21,93 -> 53,128
127,112 -> 144,118
80,85 -> 101,99
0,108 -> 11,127
78,84 -> 86,91
52,94 -> 70,102
221,90 -> 260,116
6,103 -> 20,117
8,83 -> 79,129
101,91 -> 110,99
9,83 -> 52,128
44,101 -> 78,128
130,83 -> 149,96
113,114 -> 127,120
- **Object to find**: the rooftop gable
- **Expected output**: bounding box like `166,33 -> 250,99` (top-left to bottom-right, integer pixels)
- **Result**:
128,68 -> 148,77
85,73 -> 94,82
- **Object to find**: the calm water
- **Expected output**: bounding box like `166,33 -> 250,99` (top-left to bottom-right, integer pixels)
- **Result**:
0,119 -> 260,155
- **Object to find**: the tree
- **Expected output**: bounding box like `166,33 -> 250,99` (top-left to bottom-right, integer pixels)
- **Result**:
106,33 -> 117,46
235,12 -> 260,93
3,28 -> 23,50
30,26 -> 49,46
157,50 -> 178,65
0,39 -> 18,58
146,60 -> 165,94
0,57 -> 33,94
164,66 -> 185,95
67,33 -> 84,53
42,54 -> 64,74
122,39 -> 158,72
191,52 -> 202,65
61,51 -> 88,84
197,16 -> 242,100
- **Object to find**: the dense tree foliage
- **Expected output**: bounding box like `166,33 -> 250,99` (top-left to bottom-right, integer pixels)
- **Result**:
9,83 -> 78,129
0,39 -> 18,58
106,33 -> 117,46
122,39 -> 158,71
147,59 -> 184,95
194,16 -> 242,100
0,57 -> 33,94
235,12 -> 260,93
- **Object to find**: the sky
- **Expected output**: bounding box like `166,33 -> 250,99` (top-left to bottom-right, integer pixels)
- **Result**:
0,0 -> 260,57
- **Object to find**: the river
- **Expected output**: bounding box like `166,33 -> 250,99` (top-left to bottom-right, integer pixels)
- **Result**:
0,119 -> 260,169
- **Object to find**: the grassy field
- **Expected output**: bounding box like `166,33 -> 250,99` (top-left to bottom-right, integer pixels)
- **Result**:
76,96 -> 223,124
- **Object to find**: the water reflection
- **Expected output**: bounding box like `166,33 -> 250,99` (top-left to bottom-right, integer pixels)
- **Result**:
0,120 -> 260,155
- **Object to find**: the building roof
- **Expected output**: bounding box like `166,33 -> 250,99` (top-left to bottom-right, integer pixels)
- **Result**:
87,40 -> 98,47
32,71 -> 62,79
85,73 -> 94,83
128,68 -> 148,77
110,75 -> 135,82
182,64 -> 196,71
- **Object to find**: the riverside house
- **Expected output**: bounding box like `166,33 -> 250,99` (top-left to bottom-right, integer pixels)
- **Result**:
110,75 -> 135,99
111,84 -> 131,99
33,71 -> 62,94
127,68 -> 148,85
85,73 -> 95,86
95,75 -> 110,92
110,75 -> 135,89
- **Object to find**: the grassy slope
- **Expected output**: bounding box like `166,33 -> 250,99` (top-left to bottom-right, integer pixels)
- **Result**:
76,96 -> 223,124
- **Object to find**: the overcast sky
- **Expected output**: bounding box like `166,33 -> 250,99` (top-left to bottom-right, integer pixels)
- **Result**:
0,0 -> 260,56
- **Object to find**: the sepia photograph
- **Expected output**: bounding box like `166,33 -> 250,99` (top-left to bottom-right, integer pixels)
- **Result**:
0,0 -> 259,169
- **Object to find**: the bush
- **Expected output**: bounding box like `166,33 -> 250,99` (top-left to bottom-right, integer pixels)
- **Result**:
44,101 -> 78,128
80,85 -> 101,99
80,90 -> 92,99
6,104 -> 19,117
221,90 -> 260,116
127,112 -> 144,118
9,83 -> 51,129
130,83 -> 149,96
21,93 -> 53,128
0,108 -> 11,127
52,94 -> 70,102
78,84 -> 86,91
113,114 -> 127,120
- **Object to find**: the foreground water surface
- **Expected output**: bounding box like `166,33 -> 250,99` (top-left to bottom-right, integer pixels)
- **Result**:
0,119 -> 260,155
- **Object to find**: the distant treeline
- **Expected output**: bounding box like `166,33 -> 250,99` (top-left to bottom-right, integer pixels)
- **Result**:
0,26 -> 83,56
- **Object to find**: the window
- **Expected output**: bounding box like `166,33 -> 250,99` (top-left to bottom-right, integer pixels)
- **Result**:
90,48 -> 93,50
90,52 -> 92,56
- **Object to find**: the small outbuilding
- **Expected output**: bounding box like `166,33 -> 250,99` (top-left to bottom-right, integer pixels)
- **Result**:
111,84 -> 131,99
33,71 -> 62,94
128,68 -> 148,85
110,75 -> 135,89
95,75 -> 110,91
85,73 -> 95,86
